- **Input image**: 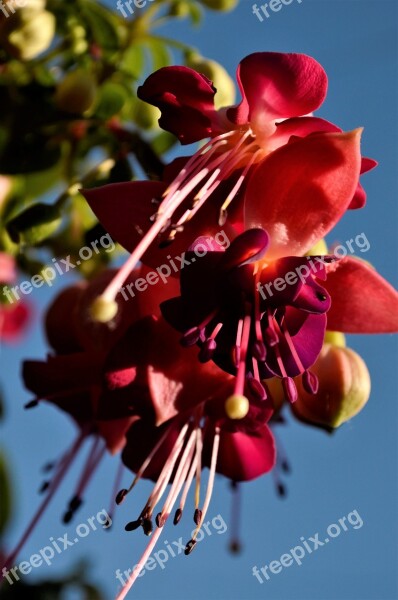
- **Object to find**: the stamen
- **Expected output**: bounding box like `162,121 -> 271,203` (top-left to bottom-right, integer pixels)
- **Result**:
219,148 -> 263,225
188,426 -> 220,550
229,481 -> 242,554
3,428 -> 87,570
116,423 -> 173,502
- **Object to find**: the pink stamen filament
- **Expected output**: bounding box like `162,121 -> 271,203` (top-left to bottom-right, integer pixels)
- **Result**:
124,423 -> 173,495
159,429 -> 196,520
73,438 -> 106,501
101,131 -> 258,304
109,460 -> 125,518
143,423 -> 189,514
191,426 -> 220,542
220,148 -> 263,214
178,450 -> 199,514
3,428 -> 87,570
195,427 -> 203,509
234,314 -> 252,396
161,131 -> 236,201
115,527 -> 164,600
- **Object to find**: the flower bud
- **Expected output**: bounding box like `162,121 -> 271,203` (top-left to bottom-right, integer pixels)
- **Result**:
0,9 -> 55,61
186,54 -> 235,109
199,0 -> 238,11
292,344 -> 371,429
55,70 -> 97,115
131,99 -> 161,130
168,0 -> 190,17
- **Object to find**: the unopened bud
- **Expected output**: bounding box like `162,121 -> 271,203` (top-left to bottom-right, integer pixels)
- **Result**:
186,54 -> 236,108
293,344 -> 371,429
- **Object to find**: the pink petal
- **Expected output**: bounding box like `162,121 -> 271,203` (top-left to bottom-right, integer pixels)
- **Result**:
244,129 -> 363,259
325,257 -> 398,333
227,52 -> 328,126
204,424 -> 276,481
0,302 -> 31,342
137,66 -> 221,144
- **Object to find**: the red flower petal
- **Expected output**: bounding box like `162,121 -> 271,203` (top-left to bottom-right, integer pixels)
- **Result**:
138,66 -> 221,144
0,302 -> 31,342
349,157 -> 378,209
228,52 -> 328,126
204,424 -> 276,481
325,257 -> 398,333
244,129 -> 362,259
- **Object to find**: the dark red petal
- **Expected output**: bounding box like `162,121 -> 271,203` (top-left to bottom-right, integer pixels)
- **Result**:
122,418 -> 182,481
325,257 -> 398,333
220,228 -> 269,270
138,66 -> 221,144
45,285 -> 84,353
244,130 -> 362,259
228,52 -> 328,125
204,425 -> 276,482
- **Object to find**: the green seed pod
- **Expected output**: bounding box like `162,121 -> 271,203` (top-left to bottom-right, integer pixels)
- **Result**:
186,54 -> 235,108
199,0 -> 238,12
55,70 -> 97,115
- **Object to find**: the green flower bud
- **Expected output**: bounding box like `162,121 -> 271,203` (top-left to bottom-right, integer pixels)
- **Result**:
55,70 -> 97,115
293,344 -> 371,430
199,0 -> 238,11
0,9 -> 56,61
186,54 -> 235,109
131,98 -> 160,130
168,0 -> 190,17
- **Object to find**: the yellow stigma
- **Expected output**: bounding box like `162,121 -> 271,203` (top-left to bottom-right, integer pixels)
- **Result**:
225,394 -> 250,420
89,297 -> 118,323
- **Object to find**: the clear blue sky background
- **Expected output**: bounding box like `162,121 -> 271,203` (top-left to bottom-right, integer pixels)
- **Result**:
1,1 -> 397,599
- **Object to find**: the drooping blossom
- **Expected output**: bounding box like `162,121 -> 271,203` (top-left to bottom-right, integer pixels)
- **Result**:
160,218 -> 398,408
81,52 -> 374,318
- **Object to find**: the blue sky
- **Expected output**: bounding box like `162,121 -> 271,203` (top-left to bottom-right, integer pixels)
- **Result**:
1,1 -> 397,599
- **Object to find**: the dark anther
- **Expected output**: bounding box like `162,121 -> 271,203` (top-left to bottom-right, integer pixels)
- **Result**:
125,518 -> 142,532
184,539 -> 197,555
24,400 -> 39,409
39,481 -> 50,494
62,510 -> 74,524
142,517 -> 153,536
115,488 -> 128,505
155,512 -> 165,528
193,508 -> 202,525
173,508 -> 183,525
68,495 -> 83,512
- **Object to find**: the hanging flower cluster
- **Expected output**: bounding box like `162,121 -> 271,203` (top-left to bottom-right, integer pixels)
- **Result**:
5,52 -> 398,599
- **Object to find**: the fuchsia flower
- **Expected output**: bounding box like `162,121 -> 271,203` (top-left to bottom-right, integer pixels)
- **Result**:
82,52 -> 375,313
0,253 -> 31,342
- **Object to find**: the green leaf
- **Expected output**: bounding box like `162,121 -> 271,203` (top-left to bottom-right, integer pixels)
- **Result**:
6,203 -> 62,246
146,39 -> 172,71
0,452 -> 12,537
94,82 -> 128,120
186,1 -> 203,24
119,45 -> 146,79
79,0 -> 120,52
